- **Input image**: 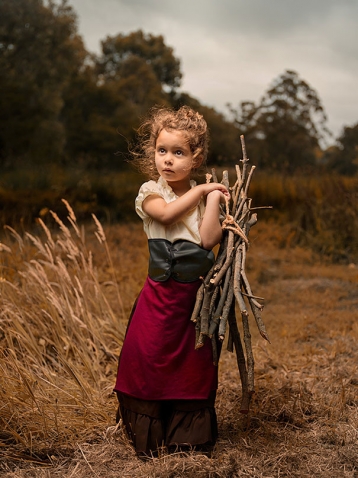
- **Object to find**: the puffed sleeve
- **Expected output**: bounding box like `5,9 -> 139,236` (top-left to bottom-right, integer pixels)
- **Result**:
135,180 -> 163,220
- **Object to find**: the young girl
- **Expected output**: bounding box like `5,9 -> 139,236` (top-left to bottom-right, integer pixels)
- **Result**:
114,105 -> 229,457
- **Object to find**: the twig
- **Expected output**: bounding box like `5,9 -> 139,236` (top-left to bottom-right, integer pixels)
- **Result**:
218,272 -> 234,341
227,302 -> 252,413
209,265 -> 232,337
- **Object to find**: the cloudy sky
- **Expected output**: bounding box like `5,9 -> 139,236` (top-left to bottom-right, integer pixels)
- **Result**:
69,0 -> 358,143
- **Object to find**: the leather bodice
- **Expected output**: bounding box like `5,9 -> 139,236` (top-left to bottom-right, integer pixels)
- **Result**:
148,239 -> 215,283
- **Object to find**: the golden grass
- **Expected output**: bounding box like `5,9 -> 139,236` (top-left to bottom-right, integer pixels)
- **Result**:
1,211 -> 358,477
0,202 -> 128,459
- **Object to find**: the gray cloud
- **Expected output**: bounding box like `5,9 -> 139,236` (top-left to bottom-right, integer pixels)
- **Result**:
70,0 -> 358,140
114,0 -> 355,41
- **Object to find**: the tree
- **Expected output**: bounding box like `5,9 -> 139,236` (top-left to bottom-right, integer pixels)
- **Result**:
67,30 -> 182,166
0,0 -> 86,166
96,30 -> 182,90
61,66 -> 127,167
62,30 -> 180,167
230,70 -> 331,172
95,30 -> 181,122
324,123 -> 358,175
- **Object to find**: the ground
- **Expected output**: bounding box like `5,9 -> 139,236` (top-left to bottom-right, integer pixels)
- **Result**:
1,221 -> 358,477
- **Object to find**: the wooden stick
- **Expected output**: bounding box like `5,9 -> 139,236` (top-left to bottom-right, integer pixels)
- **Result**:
244,165 -> 256,197
234,194 -> 248,222
221,170 -> 230,190
195,318 -> 201,344
218,273 -> 234,341
248,298 -> 270,343
241,309 -> 254,394
211,335 -> 218,366
200,284 -> 220,337
209,285 -> 220,318
210,231 -> 235,287
195,332 -> 206,349
190,283 -> 204,323
240,135 -> 250,182
208,265 -> 232,337
231,165 -> 243,214
211,168 -> 219,183
200,289 -> 212,336
227,302 -> 251,413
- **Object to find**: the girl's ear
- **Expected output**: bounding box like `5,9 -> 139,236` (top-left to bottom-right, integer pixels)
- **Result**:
193,154 -> 204,169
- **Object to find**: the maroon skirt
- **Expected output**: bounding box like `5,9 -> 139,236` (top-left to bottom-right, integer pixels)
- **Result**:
114,276 -> 219,455
114,276 -> 218,400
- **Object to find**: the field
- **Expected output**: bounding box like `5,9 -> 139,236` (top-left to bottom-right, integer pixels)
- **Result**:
0,206 -> 358,477
1,168 -> 357,263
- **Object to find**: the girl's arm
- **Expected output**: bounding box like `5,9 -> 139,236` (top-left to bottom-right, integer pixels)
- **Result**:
142,183 -> 229,226
199,190 -> 226,250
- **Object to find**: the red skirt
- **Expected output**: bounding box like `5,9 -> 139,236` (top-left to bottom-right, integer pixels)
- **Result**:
114,276 -> 218,400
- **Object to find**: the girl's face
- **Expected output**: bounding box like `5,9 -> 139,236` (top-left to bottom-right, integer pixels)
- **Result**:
155,129 -> 196,185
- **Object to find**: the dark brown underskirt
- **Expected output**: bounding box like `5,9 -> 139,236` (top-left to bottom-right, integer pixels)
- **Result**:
116,390 -> 218,457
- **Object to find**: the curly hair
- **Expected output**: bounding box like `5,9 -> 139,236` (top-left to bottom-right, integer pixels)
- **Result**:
131,105 -> 209,179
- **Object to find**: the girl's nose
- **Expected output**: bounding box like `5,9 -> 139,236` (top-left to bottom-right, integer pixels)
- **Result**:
165,155 -> 173,165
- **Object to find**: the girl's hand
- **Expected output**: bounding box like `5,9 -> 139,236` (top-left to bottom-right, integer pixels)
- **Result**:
206,189 -> 230,205
199,186 -> 229,249
199,183 -> 230,199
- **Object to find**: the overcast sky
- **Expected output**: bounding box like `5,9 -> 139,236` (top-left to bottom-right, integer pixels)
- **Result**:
69,0 -> 358,143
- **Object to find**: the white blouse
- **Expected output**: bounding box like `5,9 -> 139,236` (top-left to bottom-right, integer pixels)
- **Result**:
135,176 -> 205,246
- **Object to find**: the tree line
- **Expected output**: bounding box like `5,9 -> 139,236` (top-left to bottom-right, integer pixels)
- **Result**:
1,0 -> 357,175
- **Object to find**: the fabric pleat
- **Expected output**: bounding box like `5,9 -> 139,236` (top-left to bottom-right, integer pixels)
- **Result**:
117,391 -> 218,456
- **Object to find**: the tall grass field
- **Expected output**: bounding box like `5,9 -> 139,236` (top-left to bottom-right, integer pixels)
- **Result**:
1,167 -> 357,262
0,194 -> 357,476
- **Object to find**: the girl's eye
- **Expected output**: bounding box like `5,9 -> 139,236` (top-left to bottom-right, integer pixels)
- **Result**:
176,150 -> 183,156
158,148 -> 165,153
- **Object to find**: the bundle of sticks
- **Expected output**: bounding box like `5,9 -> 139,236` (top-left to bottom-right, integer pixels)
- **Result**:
191,135 -> 271,413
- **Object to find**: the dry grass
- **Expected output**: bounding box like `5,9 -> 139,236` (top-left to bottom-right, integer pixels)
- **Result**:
0,203 -> 128,459
1,211 -> 358,477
